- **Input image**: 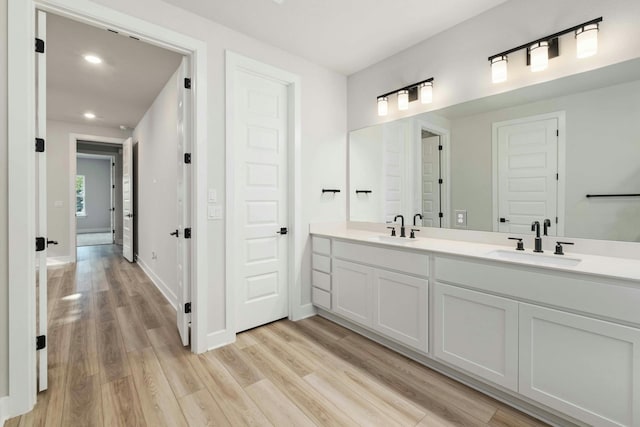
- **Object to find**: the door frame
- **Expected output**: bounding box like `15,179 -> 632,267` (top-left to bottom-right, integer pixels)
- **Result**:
491,111 -> 566,236
7,0 -> 209,417
70,134 -> 125,262
414,119 -> 451,228
225,51 -> 302,346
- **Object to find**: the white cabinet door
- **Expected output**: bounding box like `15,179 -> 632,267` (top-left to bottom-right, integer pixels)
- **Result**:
373,270 -> 428,352
332,259 -> 373,327
519,304 -> 640,427
434,283 -> 519,391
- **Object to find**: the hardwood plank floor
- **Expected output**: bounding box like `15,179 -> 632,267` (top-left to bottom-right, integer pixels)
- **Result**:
5,244 -> 549,427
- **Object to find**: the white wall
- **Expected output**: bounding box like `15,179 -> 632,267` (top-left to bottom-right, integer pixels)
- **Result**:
76,157 -> 112,233
132,67 -> 179,306
347,0 -> 640,131
46,120 -> 129,260
90,0 -> 348,339
0,0 -> 8,399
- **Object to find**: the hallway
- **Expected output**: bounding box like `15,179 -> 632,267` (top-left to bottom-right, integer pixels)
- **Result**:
5,245 -> 546,426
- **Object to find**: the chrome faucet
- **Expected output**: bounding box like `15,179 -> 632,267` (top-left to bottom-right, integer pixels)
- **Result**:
394,215 -> 406,238
413,213 -> 423,226
531,221 -> 543,253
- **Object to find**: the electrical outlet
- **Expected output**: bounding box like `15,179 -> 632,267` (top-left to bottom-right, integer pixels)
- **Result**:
151,251 -> 157,260
455,210 -> 467,227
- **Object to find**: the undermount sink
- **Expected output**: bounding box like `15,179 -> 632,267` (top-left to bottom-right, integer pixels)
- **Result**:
486,249 -> 582,267
367,235 -> 417,246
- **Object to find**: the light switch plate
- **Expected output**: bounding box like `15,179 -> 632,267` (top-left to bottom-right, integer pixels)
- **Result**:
208,189 -> 217,203
455,210 -> 467,227
208,204 -> 223,220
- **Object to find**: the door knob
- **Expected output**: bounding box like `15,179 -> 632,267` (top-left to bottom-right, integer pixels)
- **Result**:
170,230 -> 179,237
499,218 -> 510,223
46,240 -> 58,246
276,227 -> 288,235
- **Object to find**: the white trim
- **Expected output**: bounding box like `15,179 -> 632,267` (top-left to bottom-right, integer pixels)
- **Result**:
207,329 -> 235,351
491,111 -> 566,235
8,0 -> 209,417
76,152 -> 113,160
46,256 -> 75,266
225,51 -> 303,345
136,256 -> 178,307
0,396 -> 9,426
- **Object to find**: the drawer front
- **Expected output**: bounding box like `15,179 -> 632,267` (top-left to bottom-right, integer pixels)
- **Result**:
312,287 -> 331,310
312,253 -> 331,273
436,257 -> 640,327
333,240 -> 428,277
312,270 -> 331,292
312,236 -> 331,255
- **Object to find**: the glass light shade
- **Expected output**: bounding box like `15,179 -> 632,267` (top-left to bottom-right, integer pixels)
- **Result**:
530,41 -> 549,72
491,56 -> 508,83
576,24 -> 599,58
397,90 -> 409,110
420,82 -> 433,104
377,97 -> 388,116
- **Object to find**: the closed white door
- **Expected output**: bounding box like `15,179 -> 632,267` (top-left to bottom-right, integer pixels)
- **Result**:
176,58 -> 191,345
519,304 -> 640,427
122,137 -> 134,262
35,9 -> 48,392
496,117 -> 558,234
234,69 -> 289,333
422,135 -> 440,227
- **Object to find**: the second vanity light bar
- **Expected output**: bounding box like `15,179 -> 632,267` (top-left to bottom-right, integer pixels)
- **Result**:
377,77 -> 434,116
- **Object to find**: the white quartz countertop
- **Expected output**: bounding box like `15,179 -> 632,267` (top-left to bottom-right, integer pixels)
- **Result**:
311,226 -> 640,283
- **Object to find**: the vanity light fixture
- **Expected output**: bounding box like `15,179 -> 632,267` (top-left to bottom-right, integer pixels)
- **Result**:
377,96 -> 388,116
487,17 -> 602,82
376,77 -> 434,116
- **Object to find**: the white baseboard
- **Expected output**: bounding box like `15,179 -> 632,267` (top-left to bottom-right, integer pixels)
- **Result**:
291,303 -> 316,321
47,256 -> 74,266
77,228 -> 111,234
136,256 -> 177,307
0,395 -> 8,426
207,329 -> 235,351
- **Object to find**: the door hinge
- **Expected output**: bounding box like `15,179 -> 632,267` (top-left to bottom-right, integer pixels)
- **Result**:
35,38 -> 45,53
438,178 -> 443,184
438,212 -> 444,218
556,217 -> 558,224
36,237 -> 46,252
556,173 -> 559,180
184,302 -> 192,314
184,228 -> 192,239
184,153 -> 191,164
184,78 -> 192,89
438,145 -> 443,151
35,138 -> 45,152
556,129 -> 559,137
112,184 -> 115,189
36,335 -> 46,350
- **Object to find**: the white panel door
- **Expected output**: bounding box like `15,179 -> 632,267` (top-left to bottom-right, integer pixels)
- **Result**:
434,283 -> 519,391
234,69 -> 289,333
422,135 -> 440,227
176,57 -> 191,346
519,304 -> 640,427
122,137 -> 134,262
383,123 -> 407,222
496,118 -> 558,234
35,10 -> 48,392
373,270 -> 428,352
332,259 -> 373,327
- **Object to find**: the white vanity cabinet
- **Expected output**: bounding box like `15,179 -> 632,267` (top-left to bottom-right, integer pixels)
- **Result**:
318,239 -> 429,353
519,304 -> 640,427
311,237 -> 332,310
433,283 -> 518,391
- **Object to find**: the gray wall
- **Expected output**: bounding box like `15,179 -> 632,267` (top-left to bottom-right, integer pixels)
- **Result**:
0,0 -> 8,398
76,157 -> 112,234
132,68 -> 179,305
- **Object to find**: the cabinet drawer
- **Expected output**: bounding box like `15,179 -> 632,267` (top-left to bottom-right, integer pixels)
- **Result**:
312,270 -> 331,292
312,253 -> 331,273
312,287 -> 331,310
334,240 -> 428,277
312,236 -> 331,255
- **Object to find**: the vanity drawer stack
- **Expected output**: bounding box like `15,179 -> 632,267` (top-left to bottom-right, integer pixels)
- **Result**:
311,236 -> 332,310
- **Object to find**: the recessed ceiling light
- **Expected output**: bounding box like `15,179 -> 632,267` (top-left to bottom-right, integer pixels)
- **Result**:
272,0 -> 284,4
84,112 -> 96,119
119,125 -> 128,131
83,54 -> 102,64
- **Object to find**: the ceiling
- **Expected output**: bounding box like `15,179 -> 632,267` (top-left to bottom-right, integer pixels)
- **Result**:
161,0 -> 508,75
47,13 -> 183,129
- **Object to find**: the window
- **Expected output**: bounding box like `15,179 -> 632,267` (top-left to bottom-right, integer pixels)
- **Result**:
76,175 -> 86,216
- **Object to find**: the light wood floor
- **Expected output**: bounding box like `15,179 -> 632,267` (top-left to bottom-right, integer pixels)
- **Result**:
5,244 -> 548,427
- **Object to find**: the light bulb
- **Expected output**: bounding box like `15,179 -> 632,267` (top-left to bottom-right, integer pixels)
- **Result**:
83,54 -> 102,64
420,82 -> 433,104
491,56 -> 508,83
530,41 -> 549,72
84,112 -> 96,119
576,24 -> 599,58
377,97 -> 388,116
397,90 -> 409,111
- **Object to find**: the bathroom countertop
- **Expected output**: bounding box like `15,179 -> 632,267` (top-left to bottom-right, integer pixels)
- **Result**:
310,226 -> 640,284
